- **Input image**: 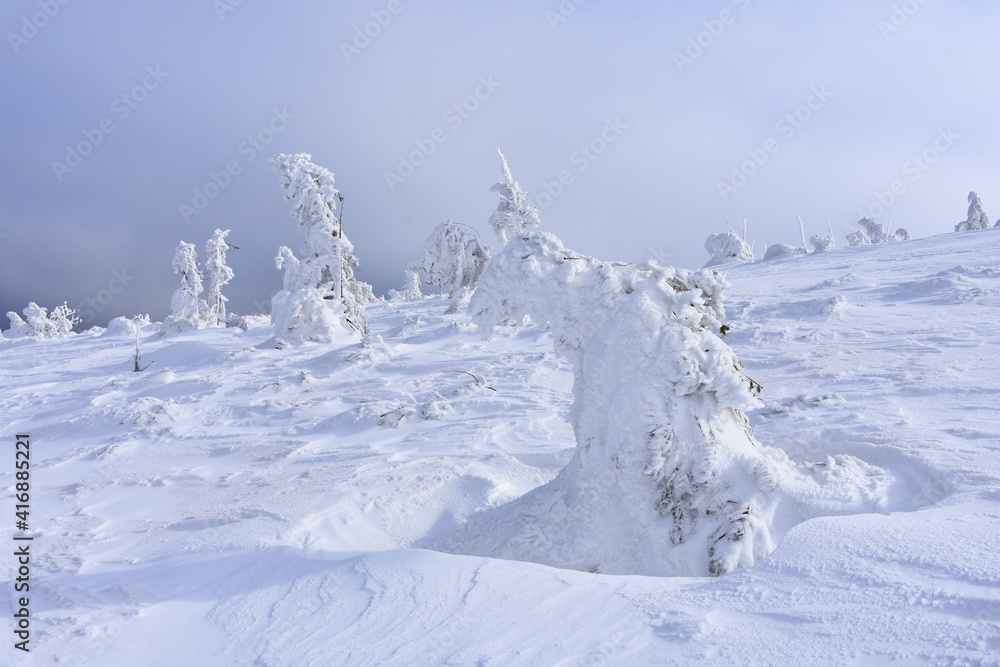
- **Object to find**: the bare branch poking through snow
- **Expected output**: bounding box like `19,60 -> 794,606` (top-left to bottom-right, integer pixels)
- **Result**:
452,370 -> 496,391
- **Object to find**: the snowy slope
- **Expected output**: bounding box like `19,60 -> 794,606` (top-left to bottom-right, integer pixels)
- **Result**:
2,230 -> 1000,666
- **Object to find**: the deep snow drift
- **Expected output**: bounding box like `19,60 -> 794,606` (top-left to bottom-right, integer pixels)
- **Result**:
1,230 -> 999,665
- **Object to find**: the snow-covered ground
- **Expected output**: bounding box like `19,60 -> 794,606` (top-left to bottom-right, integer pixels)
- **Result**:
3,230 -> 1000,665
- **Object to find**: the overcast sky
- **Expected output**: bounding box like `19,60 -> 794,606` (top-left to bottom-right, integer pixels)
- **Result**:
2,1 -> 998,327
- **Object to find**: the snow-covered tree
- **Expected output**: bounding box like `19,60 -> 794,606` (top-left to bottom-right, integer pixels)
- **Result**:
162,242 -> 205,334
703,232 -> 753,267
810,234 -> 835,253
204,229 -> 236,326
413,220 -> 490,301
847,217 -> 909,246
5,311 -> 28,337
270,153 -> 372,341
847,217 -> 883,246
452,231 -> 892,577
24,302 -> 52,334
489,148 -> 541,246
388,270 -> 422,301
5,302 -> 80,338
955,191 -> 991,232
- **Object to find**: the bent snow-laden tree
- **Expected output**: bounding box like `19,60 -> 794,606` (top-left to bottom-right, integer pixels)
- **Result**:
204,228 -> 236,327
411,220 -> 490,312
449,231 -> 894,577
955,191 -> 992,232
489,148 -> 541,246
161,242 -> 206,334
270,153 -> 372,342
703,231 -> 753,268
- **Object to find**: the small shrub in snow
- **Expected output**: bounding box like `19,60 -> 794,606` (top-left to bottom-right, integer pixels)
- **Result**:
955,191 -> 991,232
270,287 -> 348,345
161,242 -> 206,334
270,153 -> 372,342
48,303 -> 81,334
104,314 -> 151,337
810,234 -> 835,253
5,302 -> 80,338
488,148 -> 541,246
703,232 -> 753,267
346,333 -> 392,366
847,217 -> 910,246
762,243 -> 807,260
224,314 -> 251,331
453,231 -> 892,577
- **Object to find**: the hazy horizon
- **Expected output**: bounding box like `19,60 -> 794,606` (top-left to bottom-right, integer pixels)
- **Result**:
2,1 -> 998,326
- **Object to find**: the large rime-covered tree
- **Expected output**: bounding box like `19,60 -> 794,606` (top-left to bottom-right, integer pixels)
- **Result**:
270,153 -> 372,342
204,228 -> 236,327
412,220 -> 490,310
448,231 -> 893,577
955,191 -> 991,232
162,242 -> 206,334
489,148 -> 541,246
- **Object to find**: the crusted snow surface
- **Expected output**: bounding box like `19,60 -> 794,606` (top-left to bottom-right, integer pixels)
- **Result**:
1,230 -> 999,665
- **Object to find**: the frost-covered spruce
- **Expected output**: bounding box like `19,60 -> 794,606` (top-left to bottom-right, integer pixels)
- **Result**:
703,231 -> 753,267
489,148 -> 541,246
454,231 -> 892,577
270,153 -> 372,341
204,228 -> 235,327
161,242 -> 205,334
955,191 -> 991,232
412,220 -> 490,311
